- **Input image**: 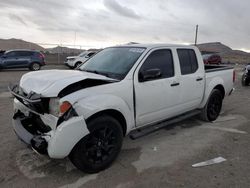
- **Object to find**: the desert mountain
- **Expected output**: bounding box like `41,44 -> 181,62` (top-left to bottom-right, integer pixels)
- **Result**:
197,42 -> 250,64
0,39 -> 249,64
197,42 -> 232,53
0,38 -> 45,51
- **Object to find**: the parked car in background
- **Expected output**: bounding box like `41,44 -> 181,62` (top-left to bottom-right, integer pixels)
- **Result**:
202,54 -> 222,65
65,51 -> 96,69
242,63 -> 250,86
0,50 -> 45,71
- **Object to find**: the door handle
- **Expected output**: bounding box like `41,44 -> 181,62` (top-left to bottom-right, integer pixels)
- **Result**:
196,77 -> 203,81
170,82 -> 180,87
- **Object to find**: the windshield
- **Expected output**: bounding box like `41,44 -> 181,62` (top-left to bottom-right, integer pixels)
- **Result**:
79,47 -> 145,80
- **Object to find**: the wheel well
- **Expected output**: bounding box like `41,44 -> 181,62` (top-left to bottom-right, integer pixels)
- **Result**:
31,61 -> 40,65
86,110 -> 127,136
214,85 -> 225,98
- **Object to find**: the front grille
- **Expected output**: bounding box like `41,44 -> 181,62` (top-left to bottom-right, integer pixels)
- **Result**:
16,96 -> 49,114
10,84 -> 49,114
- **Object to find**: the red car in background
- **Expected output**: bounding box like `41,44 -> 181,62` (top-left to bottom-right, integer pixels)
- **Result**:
202,54 -> 222,65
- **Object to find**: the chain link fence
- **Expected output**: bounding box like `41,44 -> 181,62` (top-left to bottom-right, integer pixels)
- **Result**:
0,40 -> 100,65
37,43 -> 100,65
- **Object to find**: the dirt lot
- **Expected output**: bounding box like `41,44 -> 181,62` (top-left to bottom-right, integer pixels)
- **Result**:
0,65 -> 250,188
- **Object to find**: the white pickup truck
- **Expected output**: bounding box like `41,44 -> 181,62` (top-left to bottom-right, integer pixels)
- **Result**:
10,44 -> 235,173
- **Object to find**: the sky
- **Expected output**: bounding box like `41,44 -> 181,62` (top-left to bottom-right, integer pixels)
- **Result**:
0,0 -> 249,51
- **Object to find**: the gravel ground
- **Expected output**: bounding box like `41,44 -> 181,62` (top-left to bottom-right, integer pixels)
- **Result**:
0,64 -> 250,188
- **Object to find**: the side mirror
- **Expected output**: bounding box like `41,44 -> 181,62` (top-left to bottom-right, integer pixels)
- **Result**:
139,68 -> 162,82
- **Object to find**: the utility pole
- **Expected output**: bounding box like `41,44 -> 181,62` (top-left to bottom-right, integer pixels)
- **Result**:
195,25 -> 199,46
74,31 -> 76,48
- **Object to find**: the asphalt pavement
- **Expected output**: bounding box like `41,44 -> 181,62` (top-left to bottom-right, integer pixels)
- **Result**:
0,64 -> 250,188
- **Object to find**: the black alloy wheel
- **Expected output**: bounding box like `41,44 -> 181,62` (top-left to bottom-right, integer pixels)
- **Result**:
69,115 -> 123,173
200,89 -> 223,122
84,126 -> 117,164
207,91 -> 222,121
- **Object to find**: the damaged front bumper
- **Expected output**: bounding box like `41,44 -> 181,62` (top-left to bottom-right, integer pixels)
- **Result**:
11,94 -> 90,159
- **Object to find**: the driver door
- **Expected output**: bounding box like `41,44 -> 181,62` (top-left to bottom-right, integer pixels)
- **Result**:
134,48 -> 181,127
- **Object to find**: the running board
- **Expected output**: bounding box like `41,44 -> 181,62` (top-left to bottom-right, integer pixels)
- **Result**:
129,110 -> 201,140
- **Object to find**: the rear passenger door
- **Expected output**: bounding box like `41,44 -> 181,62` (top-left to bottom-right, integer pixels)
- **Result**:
134,49 -> 181,127
3,51 -> 18,67
177,49 -> 204,110
15,51 -> 31,67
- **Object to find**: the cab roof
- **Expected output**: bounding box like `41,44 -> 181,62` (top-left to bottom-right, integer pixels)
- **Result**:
116,43 -> 196,49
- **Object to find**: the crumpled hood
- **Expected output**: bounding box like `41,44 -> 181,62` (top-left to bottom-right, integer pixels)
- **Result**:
20,70 -> 115,97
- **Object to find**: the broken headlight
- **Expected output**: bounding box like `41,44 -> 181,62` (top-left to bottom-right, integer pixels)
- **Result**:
49,98 -> 72,117
49,98 -> 60,117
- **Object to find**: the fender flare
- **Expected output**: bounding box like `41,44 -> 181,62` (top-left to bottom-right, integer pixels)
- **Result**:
73,94 -> 134,134
199,77 -> 225,108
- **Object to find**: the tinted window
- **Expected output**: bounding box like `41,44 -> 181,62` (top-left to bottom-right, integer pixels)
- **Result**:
177,49 -> 198,75
16,51 -> 33,56
6,51 -> 17,57
140,49 -> 174,80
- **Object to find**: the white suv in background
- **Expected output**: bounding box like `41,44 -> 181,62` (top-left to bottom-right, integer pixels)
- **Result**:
65,51 -> 96,68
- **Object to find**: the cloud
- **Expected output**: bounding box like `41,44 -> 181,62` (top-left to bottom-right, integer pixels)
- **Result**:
8,14 -> 27,26
0,0 -> 250,50
103,0 -> 140,19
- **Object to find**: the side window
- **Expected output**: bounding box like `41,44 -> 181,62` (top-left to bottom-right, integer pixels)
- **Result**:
18,51 -> 31,56
139,49 -> 174,81
87,52 -> 95,57
6,51 -> 17,57
15,51 -> 23,56
177,49 -> 198,75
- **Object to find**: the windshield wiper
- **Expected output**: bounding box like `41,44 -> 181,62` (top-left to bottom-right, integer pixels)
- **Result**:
83,69 -> 110,78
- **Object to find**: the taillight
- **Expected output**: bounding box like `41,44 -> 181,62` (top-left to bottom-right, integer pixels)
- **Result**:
233,70 -> 236,83
39,53 -> 45,59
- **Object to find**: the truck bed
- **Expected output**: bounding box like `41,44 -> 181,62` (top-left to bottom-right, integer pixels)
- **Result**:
205,65 -> 234,73
204,64 -> 234,102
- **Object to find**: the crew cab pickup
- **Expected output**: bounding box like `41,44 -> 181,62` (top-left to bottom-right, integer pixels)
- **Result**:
10,44 -> 235,173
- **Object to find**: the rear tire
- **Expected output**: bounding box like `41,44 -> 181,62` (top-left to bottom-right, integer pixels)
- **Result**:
69,115 -> 123,173
200,89 -> 223,122
29,62 -> 41,71
242,74 -> 249,86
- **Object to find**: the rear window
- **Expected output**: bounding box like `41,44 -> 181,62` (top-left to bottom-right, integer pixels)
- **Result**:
177,49 -> 198,75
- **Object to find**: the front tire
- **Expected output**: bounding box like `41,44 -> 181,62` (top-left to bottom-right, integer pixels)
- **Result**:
74,62 -> 82,69
69,115 -> 123,173
200,89 -> 223,122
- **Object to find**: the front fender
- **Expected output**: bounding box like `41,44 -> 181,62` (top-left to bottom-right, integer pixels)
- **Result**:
47,116 -> 89,158
73,94 -> 134,134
